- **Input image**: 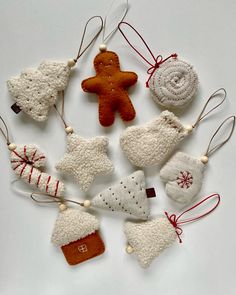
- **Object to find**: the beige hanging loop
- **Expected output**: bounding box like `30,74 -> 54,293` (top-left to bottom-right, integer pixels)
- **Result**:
203,115 -> 235,159
100,0 -> 129,50
0,115 -> 10,145
71,15 -> 103,65
192,88 -> 227,129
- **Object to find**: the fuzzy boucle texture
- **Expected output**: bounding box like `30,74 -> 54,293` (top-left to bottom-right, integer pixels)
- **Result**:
149,58 -> 198,109
56,133 -> 114,191
120,111 -> 188,167
7,61 -> 71,121
124,216 -> 177,268
160,152 -> 205,204
10,144 -> 65,196
81,51 -> 137,127
51,208 -> 100,247
91,171 -> 150,220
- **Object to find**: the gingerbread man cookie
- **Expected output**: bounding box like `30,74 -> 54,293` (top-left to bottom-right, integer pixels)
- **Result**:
81,51 -> 138,127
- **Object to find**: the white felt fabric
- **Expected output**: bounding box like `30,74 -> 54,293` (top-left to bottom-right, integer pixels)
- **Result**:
149,58 -> 198,109
51,208 -> 99,247
160,151 -> 205,204
91,171 -> 150,220
10,144 -> 65,196
7,61 -> 71,121
120,110 -> 188,167
124,216 -> 177,268
56,133 -> 114,192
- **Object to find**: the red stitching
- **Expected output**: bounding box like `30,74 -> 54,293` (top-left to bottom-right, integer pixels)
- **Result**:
28,166 -> 34,183
54,180 -> 59,196
46,176 -> 51,193
34,156 -> 46,162
20,162 -> 27,177
176,171 -> 193,189
37,173 -> 42,187
31,149 -> 37,162
13,162 -> 24,170
13,150 -> 26,162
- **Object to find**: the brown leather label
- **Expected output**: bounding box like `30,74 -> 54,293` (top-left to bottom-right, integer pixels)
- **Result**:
146,188 -> 156,198
11,103 -> 21,114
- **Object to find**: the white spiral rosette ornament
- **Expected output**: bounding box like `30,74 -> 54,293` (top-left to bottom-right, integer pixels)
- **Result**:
149,56 -> 199,108
10,144 -> 65,196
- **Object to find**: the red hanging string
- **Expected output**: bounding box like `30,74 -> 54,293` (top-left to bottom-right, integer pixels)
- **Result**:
118,21 -> 177,87
165,193 -> 221,243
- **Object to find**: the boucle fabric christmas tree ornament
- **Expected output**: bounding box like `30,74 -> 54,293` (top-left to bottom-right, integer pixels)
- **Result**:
118,22 -> 198,109
7,16 -> 103,121
124,194 -> 221,268
0,116 -> 65,196
81,0 -> 138,127
55,130 -> 114,192
85,170 -> 155,220
51,206 -> 105,265
120,88 -> 226,167
160,116 -> 235,204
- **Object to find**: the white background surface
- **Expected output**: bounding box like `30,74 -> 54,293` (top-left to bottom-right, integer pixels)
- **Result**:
0,0 -> 236,294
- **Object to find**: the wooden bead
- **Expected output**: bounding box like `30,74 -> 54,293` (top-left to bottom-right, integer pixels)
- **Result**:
126,245 -> 134,254
200,155 -> 209,164
67,59 -> 76,68
59,203 -> 67,211
83,200 -> 91,208
65,126 -> 73,134
99,44 -> 107,52
185,125 -> 193,132
8,143 -> 17,151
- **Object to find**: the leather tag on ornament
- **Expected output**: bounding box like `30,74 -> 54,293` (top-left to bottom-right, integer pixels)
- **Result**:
11,103 -> 21,114
61,231 -> 105,265
146,188 -> 156,198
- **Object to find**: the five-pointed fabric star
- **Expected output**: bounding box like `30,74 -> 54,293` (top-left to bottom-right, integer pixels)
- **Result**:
56,133 -> 114,191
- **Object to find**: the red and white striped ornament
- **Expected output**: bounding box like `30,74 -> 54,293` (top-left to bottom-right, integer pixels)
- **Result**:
10,144 -> 65,197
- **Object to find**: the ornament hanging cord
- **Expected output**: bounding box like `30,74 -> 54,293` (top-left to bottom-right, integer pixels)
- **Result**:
101,0 -> 129,46
165,193 -> 221,243
72,15 -> 103,64
191,88 -> 227,129
203,115 -> 235,158
118,22 -> 177,87
0,115 -> 11,145
11,179 -> 84,207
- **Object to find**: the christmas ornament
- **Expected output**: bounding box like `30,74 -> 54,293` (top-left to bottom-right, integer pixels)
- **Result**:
51,206 -> 105,265
124,194 -> 220,268
118,22 -> 198,109
120,88 -> 226,167
160,116 -> 235,204
84,170 -> 156,220
81,0 -> 138,127
55,132 -> 114,191
7,16 -> 103,121
0,116 -> 65,196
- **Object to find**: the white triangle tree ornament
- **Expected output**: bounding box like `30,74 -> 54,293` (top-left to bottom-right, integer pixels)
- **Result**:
90,171 -> 154,220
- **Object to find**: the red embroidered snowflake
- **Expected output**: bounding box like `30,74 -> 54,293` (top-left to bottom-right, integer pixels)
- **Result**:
176,171 -> 193,189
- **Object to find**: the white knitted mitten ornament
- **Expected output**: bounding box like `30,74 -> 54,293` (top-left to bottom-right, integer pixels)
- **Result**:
118,22 -> 198,109
51,206 -> 105,265
120,89 -> 226,167
84,170 -> 156,220
10,144 -> 65,196
7,16 -> 103,121
124,194 -> 220,268
55,131 -> 114,192
160,116 -> 235,204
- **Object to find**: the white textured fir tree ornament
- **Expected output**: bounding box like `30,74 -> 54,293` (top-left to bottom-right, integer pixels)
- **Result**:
7,61 -> 71,121
89,171 -> 155,220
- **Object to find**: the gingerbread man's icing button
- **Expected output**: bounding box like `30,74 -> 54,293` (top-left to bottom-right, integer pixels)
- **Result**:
81,51 -> 138,127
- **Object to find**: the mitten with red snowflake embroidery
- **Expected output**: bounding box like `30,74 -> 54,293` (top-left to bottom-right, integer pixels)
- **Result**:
160,152 -> 205,204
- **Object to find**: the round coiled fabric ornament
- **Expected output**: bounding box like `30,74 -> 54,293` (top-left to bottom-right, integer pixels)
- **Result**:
149,57 -> 198,108
118,22 -> 199,109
